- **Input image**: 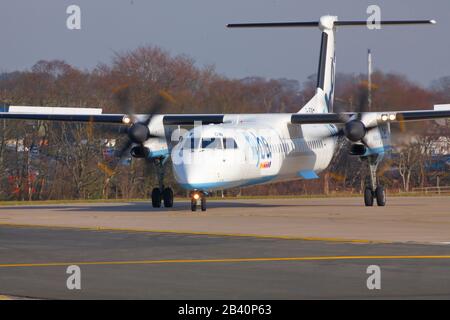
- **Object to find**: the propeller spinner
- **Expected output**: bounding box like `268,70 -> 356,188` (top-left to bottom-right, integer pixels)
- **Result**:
112,86 -> 172,159
97,86 -> 173,176
325,82 -> 379,147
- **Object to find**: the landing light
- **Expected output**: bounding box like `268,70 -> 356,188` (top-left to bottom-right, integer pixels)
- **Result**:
193,193 -> 200,200
122,115 -> 132,125
381,115 -> 388,121
389,114 -> 396,121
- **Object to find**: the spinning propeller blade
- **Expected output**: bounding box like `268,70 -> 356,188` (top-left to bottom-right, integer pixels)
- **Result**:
97,88 -> 175,176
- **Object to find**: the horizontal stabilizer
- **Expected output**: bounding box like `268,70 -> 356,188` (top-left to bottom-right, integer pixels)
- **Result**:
227,20 -> 435,28
162,115 -> 224,125
291,113 -> 351,124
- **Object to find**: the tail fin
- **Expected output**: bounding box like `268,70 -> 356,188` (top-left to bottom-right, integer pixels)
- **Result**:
228,17 -> 436,114
313,16 -> 337,113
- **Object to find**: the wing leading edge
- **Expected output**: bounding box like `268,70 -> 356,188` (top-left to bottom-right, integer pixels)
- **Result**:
0,112 -> 127,123
291,107 -> 450,124
0,107 -> 449,126
0,111 -> 225,126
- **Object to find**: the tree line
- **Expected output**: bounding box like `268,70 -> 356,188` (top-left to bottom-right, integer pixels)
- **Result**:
0,45 -> 448,200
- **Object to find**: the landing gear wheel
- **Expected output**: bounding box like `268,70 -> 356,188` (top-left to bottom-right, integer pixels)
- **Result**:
201,196 -> 207,212
364,187 -> 374,207
162,187 -> 174,208
191,198 -> 197,212
190,191 -> 206,212
151,188 -> 162,208
375,186 -> 386,207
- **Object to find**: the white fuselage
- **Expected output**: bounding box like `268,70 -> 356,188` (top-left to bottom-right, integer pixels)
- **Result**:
170,114 -> 338,191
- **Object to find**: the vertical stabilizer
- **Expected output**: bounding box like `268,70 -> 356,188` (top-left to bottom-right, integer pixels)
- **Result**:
316,16 -> 337,113
300,15 -> 337,114
227,16 -> 435,114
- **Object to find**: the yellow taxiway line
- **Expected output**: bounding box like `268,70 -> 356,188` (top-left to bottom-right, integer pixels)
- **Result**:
1,255 -> 450,268
0,223 -> 385,244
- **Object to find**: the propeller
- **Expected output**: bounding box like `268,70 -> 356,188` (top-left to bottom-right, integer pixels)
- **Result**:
324,82 -> 379,144
97,86 -> 174,176
113,86 -> 173,158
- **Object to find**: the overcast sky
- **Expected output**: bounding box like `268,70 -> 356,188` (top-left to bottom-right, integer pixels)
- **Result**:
0,0 -> 449,87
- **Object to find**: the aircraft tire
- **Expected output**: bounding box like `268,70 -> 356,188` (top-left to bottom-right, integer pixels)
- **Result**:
151,188 -> 162,208
163,187 -> 174,208
201,196 -> 207,211
364,187 -> 374,207
375,186 -> 386,207
191,198 -> 197,212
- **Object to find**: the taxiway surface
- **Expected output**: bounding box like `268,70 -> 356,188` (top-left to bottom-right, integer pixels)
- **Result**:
0,197 -> 449,299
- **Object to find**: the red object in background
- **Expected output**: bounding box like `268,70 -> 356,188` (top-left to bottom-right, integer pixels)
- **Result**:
7,173 -> 37,195
102,147 -> 115,160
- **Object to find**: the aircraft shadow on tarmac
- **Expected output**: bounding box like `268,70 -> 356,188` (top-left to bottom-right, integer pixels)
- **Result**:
0,200 -> 387,213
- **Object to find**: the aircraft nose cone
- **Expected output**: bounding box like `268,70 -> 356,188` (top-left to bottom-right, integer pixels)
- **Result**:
172,151 -> 213,189
173,163 -> 201,188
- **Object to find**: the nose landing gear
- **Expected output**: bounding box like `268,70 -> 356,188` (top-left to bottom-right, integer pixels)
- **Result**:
190,191 -> 207,212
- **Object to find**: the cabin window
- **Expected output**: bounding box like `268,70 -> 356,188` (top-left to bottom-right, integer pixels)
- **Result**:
223,138 -> 238,149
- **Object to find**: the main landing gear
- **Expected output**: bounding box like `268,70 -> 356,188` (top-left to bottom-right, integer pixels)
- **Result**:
362,154 -> 386,207
151,187 -> 174,208
150,157 -> 174,208
190,191 -> 207,212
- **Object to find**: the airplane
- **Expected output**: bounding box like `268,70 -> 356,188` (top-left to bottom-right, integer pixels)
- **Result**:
1,15 -> 450,211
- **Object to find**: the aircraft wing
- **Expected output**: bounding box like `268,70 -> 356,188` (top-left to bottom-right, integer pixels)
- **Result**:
291,105 -> 450,124
394,106 -> 450,122
1,105 -> 449,126
0,106 -> 224,125
0,112 -> 224,125
0,112 -> 128,123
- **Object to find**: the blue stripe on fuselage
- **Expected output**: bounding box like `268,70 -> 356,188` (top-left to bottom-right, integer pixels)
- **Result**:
179,175 -> 277,191
363,145 -> 391,156
148,149 -> 169,158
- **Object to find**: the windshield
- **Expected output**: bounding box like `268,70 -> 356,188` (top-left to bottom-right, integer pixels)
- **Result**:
201,137 -> 222,149
182,136 -> 200,150
181,135 -> 236,151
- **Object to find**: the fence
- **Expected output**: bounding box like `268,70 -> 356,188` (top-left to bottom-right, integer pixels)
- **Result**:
411,186 -> 450,195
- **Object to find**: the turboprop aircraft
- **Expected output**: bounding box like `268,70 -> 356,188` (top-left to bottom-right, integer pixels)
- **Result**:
1,15 -> 450,211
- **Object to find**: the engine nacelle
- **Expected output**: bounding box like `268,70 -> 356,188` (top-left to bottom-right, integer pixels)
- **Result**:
349,143 -> 367,156
130,146 -> 149,158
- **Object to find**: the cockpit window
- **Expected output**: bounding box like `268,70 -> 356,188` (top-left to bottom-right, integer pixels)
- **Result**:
223,138 -> 238,149
183,137 -> 200,150
201,137 -> 223,149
